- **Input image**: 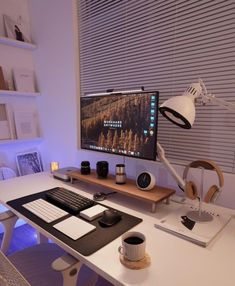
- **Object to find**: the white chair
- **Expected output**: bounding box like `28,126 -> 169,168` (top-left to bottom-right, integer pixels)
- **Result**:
0,211 -> 113,286
0,210 -> 18,254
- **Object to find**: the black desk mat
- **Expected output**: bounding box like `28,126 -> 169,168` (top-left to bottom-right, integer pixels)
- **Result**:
7,189 -> 142,256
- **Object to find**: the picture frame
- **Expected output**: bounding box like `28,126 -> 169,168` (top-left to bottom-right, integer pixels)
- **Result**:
13,68 -> 35,93
3,14 -> 31,43
0,66 -> 7,90
16,151 -> 43,176
14,110 -> 38,139
0,103 -> 13,140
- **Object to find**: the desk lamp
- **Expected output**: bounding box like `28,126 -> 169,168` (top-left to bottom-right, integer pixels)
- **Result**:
157,79 -> 235,221
159,78 -> 235,129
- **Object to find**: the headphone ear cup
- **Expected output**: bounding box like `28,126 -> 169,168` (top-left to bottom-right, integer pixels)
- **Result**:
185,181 -> 198,200
204,185 -> 219,203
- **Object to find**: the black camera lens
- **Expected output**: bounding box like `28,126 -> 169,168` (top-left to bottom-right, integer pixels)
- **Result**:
81,161 -> 90,167
96,161 -> 109,178
81,161 -> 91,175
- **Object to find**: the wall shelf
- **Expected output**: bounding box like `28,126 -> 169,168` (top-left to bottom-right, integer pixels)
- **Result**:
0,137 -> 43,145
0,90 -> 40,97
0,36 -> 37,50
69,170 -> 175,213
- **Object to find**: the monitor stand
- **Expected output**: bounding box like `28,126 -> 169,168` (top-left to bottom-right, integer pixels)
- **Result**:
186,209 -> 213,222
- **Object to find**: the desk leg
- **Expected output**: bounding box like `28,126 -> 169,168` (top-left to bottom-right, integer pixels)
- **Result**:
36,231 -> 49,244
151,203 -> 157,213
165,197 -> 170,205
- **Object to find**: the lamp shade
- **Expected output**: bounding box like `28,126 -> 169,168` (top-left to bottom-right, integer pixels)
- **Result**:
159,95 -> 196,129
159,82 -> 203,129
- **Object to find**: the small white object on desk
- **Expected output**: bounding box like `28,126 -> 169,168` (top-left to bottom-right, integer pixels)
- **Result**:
53,216 -> 96,240
80,205 -> 108,221
170,194 -> 186,204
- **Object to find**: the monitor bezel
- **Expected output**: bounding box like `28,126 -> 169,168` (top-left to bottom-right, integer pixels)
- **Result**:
80,90 -> 159,161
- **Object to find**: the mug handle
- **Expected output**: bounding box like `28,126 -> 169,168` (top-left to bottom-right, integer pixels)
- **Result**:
118,246 -> 124,255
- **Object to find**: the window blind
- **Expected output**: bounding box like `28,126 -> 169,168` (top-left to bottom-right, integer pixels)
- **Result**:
78,0 -> 235,173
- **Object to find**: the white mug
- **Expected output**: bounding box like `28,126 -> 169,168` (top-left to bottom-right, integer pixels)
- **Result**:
118,231 -> 146,261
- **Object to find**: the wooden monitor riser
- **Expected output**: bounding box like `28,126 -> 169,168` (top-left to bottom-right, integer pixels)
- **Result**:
68,170 -> 175,213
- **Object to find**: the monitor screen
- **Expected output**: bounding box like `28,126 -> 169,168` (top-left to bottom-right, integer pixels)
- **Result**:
80,91 -> 158,160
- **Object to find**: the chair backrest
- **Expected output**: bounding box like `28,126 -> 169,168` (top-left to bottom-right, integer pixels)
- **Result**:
0,249 -> 31,286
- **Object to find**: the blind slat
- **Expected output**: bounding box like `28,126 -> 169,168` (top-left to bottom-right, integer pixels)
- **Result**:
78,0 -> 235,173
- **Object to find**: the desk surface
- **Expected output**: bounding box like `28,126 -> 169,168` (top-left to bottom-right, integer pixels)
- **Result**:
0,172 -> 235,286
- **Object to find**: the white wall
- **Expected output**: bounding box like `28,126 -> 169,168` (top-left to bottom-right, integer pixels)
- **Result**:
29,0 -> 78,170
7,0 -> 234,210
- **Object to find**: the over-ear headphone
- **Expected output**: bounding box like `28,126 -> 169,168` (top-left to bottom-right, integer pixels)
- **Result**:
182,160 -> 224,203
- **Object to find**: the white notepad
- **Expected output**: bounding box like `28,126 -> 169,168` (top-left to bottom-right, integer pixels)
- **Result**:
80,205 -> 108,221
154,204 -> 231,246
53,216 -> 96,240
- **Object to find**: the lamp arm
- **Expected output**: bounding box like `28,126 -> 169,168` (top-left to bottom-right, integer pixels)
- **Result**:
203,94 -> 235,111
198,78 -> 235,111
157,142 -> 186,190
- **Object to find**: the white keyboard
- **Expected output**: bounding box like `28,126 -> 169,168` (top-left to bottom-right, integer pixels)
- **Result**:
23,198 -> 68,223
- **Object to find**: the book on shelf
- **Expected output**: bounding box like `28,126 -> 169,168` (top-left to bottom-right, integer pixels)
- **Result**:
13,68 -> 35,93
3,14 -> 32,43
14,110 -> 38,139
0,66 -> 7,90
0,103 -> 13,140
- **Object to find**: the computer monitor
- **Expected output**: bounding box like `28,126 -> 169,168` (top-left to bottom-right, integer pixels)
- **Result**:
80,90 -> 159,160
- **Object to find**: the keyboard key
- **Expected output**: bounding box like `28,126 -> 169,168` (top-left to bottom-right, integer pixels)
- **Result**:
23,199 -> 68,223
45,187 -> 95,214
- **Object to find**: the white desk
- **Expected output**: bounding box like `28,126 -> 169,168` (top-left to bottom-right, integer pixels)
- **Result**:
0,172 -> 235,286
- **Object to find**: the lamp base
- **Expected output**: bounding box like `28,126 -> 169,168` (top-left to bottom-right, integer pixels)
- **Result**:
186,210 -> 213,222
